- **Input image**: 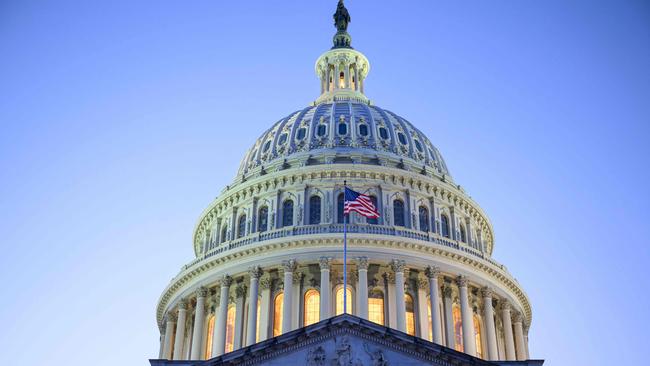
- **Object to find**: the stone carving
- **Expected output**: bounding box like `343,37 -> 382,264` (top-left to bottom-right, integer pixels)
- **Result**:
355,256 -> 369,270
417,277 -> 428,290
248,265 -> 263,279
363,342 -> 389,366
306,345 -> 326,366
319,256 -> 331,270
389,259 -> 406,273
195,286 -> 208,298
481,287 -> 494,299
259,276 -> 272,291
442,284 -> 453,298
220,274 -> 233,288
456,275 -> 468,287
424,266 -> 440,279
282,259 -> 298,273
177,299 -> 188,310
334,336 -> 362,366
235,284 -> 247,298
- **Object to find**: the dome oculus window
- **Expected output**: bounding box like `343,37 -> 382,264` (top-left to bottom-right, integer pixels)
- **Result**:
378,127 -> 389,140
338,122 -> 347,135
296,127 -> 307,140
359,124 -> 369,137
397,132 -> 407,145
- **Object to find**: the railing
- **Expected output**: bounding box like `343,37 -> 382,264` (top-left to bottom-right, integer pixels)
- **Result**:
182,224 -> 505,272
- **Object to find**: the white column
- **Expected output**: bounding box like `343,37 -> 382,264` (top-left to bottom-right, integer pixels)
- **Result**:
319,257 -> 331,320
173,299 -> 188,360
416,276 -> 429,339
501,301 -> 516,361
481,287 -> 499,361
353,64 -> 359,91
391,259 -> 407,332
281,259 -> 296,334
233,284 -> 246,350
356,257 -> 369,319
325,66 -> 331,92
212,275 -> 232,357
246,266 -> 262,346
291,272 -> 302,329
190,287 -> 208,360
513,312 -> 527,360
457,276 -> 476,356
385,273 -> 397,327
425,266 -> 443,344
258,276 -> 271,342
162,314 -> 176,359
442,285 -> 455,348
334,64 -> 340,90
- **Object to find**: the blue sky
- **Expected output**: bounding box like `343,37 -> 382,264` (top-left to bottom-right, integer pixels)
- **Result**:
0,1 -> 648,365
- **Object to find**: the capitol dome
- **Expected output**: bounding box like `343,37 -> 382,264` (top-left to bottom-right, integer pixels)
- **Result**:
154,2 -> 534,364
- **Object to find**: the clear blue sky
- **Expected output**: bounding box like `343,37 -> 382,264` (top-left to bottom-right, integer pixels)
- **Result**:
1,1 -> 648,365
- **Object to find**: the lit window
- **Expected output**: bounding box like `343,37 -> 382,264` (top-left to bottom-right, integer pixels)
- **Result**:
474,314 -> 483,358
282,200 -> 293,227
256,298 -> 261,342
335,286 -> 352,315
204,315 -> 215,359
359,124 -> 369,136
339,71 -> 345,88
273,292 -> 283,336
441,215 -> 450,238
379,127 -> 389,139
366,196 -> 379,225
393,199 -> 405,227
368,290 -> 384,325
453,304 -> 463,352
304,289 -> 320,326
258,206 -> 268,232
405,294 -> 416,336
309,196 -> 321,225
427,298 -> 433,341
225,305 -> 236,353
237,215 -> 246,238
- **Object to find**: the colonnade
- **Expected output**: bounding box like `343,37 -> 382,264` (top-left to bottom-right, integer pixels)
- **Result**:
159,258 -> 529,362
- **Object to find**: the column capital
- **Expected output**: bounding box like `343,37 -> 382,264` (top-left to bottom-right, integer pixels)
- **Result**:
195,286 -> 209,298
236,284 -> 248,298
513,311 -> 524,324
442,284 -> 453,298
481,286 -> 494,299
281,259 -> 297,273
177,299 -> 188,310
424,265 -> 440,279
500,300 -> 512,312
259,276 -> 272,290
248,265 -> 263,279
456,275 -> 469,288
417,276 -> 428,290
390,259 -> 406,273
319,256 -> 331,270
293,271 -> 305,285
167,313 -> 177,323
355,256 -> 369,270
382,272 -> 395,284
220,274 -> 233,288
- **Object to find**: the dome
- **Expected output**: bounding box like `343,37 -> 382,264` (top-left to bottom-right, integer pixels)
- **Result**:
237,102 -> 451,179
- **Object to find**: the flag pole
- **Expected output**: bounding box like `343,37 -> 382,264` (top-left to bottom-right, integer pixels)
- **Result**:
343,180 -> 348,315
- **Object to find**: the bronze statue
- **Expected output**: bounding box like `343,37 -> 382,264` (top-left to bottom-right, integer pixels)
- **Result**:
333,0 -> 351,32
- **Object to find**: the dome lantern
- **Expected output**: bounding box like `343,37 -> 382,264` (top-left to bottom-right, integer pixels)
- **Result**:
315,0 -> 370,105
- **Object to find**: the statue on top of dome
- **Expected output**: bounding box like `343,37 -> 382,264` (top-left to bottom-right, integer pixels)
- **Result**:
333,0 -> 351,32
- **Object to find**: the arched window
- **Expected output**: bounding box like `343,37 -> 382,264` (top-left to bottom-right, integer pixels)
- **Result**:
427,298 -> 433,341
368,289 -> 384,325
453,304 -> 463,352
337,193 -> 345,224
304,289 -> 320,326
225,305 -> 236,353
474,314 -> 484,358
339,71 -> 345,88
378,127 -> 389,140
405,294 -> 416,336
441,214 -> 450,238
237,215 -> 246,238
204,314 -> 215,359
282,200 -> 293,227
338,122 -> 347,135
366,195 -> 379,225
258,206 -> 268,232
273,292 -> 283,337
359,124 -> 369,137
309,196 -> 321,225
460,225 -> 467,243
220,225 -> 228,243
317,124 -> 327,137
335,286 -> 353,315
419,206 -> 430,232
393,199 -> 405,227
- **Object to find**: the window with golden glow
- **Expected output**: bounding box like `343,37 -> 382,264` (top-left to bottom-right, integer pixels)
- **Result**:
304,289 -> 320,326
427,298 -> 433,341
335,286 -> 352,315
405,294 -> 416,336
256,298 -> 261,342
368,290 -> 384,325
474,314 -> 483,358
225,305 -> 236,353
204,315 -> 215,359
339,72 -> 345,88
273,292 -> 283,337
453,304 -> 464,352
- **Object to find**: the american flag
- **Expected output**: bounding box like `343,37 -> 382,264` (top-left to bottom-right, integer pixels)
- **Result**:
344,187 -> 380,219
